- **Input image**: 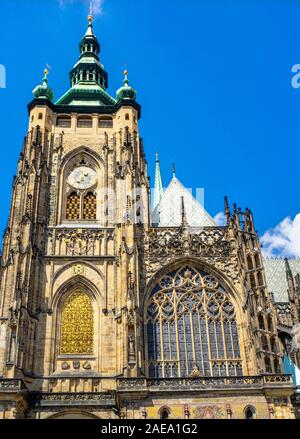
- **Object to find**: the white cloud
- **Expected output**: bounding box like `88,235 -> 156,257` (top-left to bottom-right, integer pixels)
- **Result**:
261,213 -> 300,258
58,0 -> 104,16
214,211 -> 226,226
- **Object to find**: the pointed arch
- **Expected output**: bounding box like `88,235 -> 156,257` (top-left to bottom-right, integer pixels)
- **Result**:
60,290 -> 94,355
58,147 -> 105,225
50,276 -> 102,372
144,258 -> 244,379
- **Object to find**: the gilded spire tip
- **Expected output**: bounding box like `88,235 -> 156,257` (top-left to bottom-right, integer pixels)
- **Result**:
88,1 -> 94,24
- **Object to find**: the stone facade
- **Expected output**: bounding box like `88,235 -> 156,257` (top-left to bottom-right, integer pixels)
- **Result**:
0,17 -> 299,420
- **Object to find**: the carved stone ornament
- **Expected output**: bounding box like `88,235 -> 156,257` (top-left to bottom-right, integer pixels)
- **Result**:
73,361 -> 80,370
144,227 -> 240,286
72,264 -> 85,276
82,361 -> 92,370
62,362 -> 70,370
193,405 -> 225,419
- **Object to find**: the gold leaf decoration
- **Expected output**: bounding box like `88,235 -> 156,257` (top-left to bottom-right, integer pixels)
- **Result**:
60,291 -> 93,355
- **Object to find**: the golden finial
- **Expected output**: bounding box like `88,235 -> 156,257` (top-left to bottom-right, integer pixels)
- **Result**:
124,69 -> 128,76
88,1 -> 93,23
44,64 -> 51,77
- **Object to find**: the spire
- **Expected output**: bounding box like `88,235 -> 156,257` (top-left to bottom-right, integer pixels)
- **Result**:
85,3 -> 95,37
32,67 -> 54,100
224,196 -> 231,222
172,162 -> 176,179
116,69 -> 137,102
153,152 -> 164,209
56,11 -> 114,106
181,196 -> 190,254
285,258 -> 296,302
285,258 -> 293,282
181,196 -> 188,228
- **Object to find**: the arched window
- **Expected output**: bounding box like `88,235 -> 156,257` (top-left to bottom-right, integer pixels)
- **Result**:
66,192 -> 80,220
160,408 -> 170,419
255,253 -> 260,268
247,255 -> 253,270
60,291 -> 94,355
38,113 -> 43,120
258,314 -> 265,330
250,274 -> 256,289
245,406 -> 256,419
257,271 -> 263,286
261,334 -> 269,351
83,192 -> 97,220
64,162 -> 99,223
264,355 -> 272,373
274,357 -> 281,373
270,337 -> 277,353
267,315 -> 273,332
57,116 -> 71,128
99,116 -> 113,128
77,116 -> 92,128
146,266 -> 242,378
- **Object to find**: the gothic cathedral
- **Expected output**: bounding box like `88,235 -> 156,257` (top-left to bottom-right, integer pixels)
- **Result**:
0,15 -> 300,419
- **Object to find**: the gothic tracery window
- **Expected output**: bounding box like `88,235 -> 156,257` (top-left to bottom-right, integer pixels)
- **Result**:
60,291 -> 94,355
146,266 -> 242,378
64,163 -> 98,222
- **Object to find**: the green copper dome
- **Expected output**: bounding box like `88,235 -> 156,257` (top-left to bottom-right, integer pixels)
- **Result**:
32,69 -> 54,101
116,70 -> 137,102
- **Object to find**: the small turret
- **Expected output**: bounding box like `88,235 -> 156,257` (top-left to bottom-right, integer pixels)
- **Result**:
32,68 -> 54,101
116,70 -> 137,102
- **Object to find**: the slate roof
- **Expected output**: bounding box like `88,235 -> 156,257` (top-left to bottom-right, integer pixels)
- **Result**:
263,258 -> 300,302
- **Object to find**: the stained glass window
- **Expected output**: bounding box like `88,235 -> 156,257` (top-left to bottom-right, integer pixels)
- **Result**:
146,266 -> 242,378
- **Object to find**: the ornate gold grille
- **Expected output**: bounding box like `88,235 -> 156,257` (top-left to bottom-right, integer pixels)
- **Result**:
83,192 -> 97,220
66,192 -> 80,220
60,291 -> 94,355
146,266 -> 242,378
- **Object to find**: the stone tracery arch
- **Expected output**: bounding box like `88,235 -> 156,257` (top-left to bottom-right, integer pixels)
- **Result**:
145,263 -> 243,378
50,276 -> 102,373
57,147 -> 105,225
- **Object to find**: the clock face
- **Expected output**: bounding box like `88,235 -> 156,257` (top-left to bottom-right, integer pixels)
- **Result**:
67,166 -> 98,190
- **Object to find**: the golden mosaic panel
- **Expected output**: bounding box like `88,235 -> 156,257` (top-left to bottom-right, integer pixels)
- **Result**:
60,291 -> 94,355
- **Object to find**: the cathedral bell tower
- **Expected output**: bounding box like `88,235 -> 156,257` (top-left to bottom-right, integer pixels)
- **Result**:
0,13 -> 150,418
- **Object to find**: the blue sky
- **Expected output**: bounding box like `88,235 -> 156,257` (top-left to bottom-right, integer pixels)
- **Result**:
0,0 -> 299,256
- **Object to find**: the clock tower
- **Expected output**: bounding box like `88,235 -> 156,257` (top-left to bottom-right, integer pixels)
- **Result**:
0,14 -> 150,419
